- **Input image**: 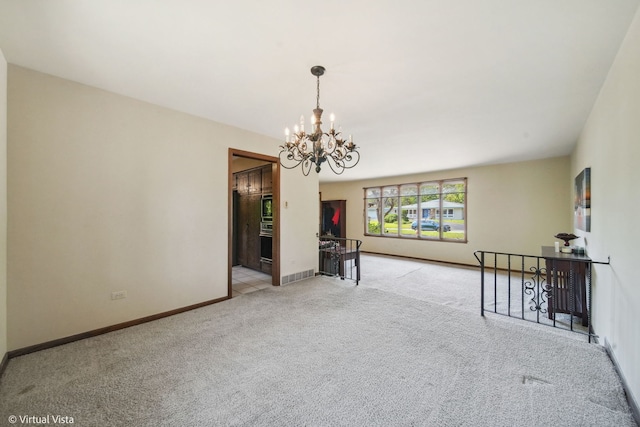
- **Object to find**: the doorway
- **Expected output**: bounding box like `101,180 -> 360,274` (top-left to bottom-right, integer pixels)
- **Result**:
228,149 -> 280,298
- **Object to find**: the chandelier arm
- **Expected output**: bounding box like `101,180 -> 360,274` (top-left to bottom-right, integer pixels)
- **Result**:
322,133 -> 337,155
325,155 -> 347,175
278,157 -> 304,170
330,149 -> 360,171
283,145 -> 303,162
301,159 -> 313,176
279,147 -> 309,169
343,151 -> 361,168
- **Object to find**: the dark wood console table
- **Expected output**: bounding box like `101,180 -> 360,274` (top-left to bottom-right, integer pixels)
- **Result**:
541,246 -> 590,326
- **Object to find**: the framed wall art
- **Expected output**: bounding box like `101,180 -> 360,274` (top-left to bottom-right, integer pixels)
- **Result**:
574,167 -> 591,232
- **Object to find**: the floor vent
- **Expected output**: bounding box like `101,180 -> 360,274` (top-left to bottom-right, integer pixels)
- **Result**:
282,269 -> 315,285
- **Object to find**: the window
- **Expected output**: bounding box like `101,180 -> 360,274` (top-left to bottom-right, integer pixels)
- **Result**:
364,178 -> 466,242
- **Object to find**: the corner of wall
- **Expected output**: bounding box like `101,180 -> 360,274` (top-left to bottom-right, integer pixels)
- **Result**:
0,47 -> 8,371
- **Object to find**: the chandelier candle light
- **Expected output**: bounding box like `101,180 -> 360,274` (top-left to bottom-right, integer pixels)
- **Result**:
279,66 -> 360,176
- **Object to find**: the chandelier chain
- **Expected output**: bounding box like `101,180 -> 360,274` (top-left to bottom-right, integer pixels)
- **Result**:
316,75 -> 320,110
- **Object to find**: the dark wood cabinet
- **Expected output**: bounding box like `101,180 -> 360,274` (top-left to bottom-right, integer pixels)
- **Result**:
542,246 -> 590,326
261,165 -> 272,194
321,200 -> 346,238
233,164 -> 274,273
235,167 -> 264,195
237,194 -> 262,269
235,172 -> 248,194
247,169 -> 262,194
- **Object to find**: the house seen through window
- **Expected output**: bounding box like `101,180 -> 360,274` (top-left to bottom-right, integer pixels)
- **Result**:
364,178 -> 467,242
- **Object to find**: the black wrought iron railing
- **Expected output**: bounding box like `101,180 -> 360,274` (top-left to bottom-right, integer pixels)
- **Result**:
318,237 -> 362,284
474,250 -> 602,342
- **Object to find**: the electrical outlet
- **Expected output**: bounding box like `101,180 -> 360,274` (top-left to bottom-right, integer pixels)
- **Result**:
111,290 -> 127,300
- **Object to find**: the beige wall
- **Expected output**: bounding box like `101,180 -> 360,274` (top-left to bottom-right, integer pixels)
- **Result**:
572,6 -> 640,408
7,66 -> 318,350
0,49 -> 7,360
320,156 -> 571,266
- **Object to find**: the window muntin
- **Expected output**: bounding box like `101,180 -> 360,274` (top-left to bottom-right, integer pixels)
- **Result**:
399,184 -> 418,238
364,178 -> 466,242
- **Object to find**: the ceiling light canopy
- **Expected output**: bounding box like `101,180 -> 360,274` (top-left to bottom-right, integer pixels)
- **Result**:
279,66 -> 360,176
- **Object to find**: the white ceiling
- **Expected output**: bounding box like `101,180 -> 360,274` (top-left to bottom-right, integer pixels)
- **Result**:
1,0 -> 638,182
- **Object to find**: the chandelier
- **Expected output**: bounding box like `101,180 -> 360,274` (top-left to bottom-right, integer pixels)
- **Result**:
279,66 -> 360,176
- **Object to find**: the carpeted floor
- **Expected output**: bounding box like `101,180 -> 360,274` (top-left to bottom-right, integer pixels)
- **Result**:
0,254 -> 636,426
357,253 -> 591,336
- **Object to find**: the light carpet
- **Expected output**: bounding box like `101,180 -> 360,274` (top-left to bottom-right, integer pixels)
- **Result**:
356,253 -> 591,335
0,264 -> 636,426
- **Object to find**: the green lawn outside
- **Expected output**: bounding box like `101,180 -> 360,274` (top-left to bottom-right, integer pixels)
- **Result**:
368,220 -> 465,239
